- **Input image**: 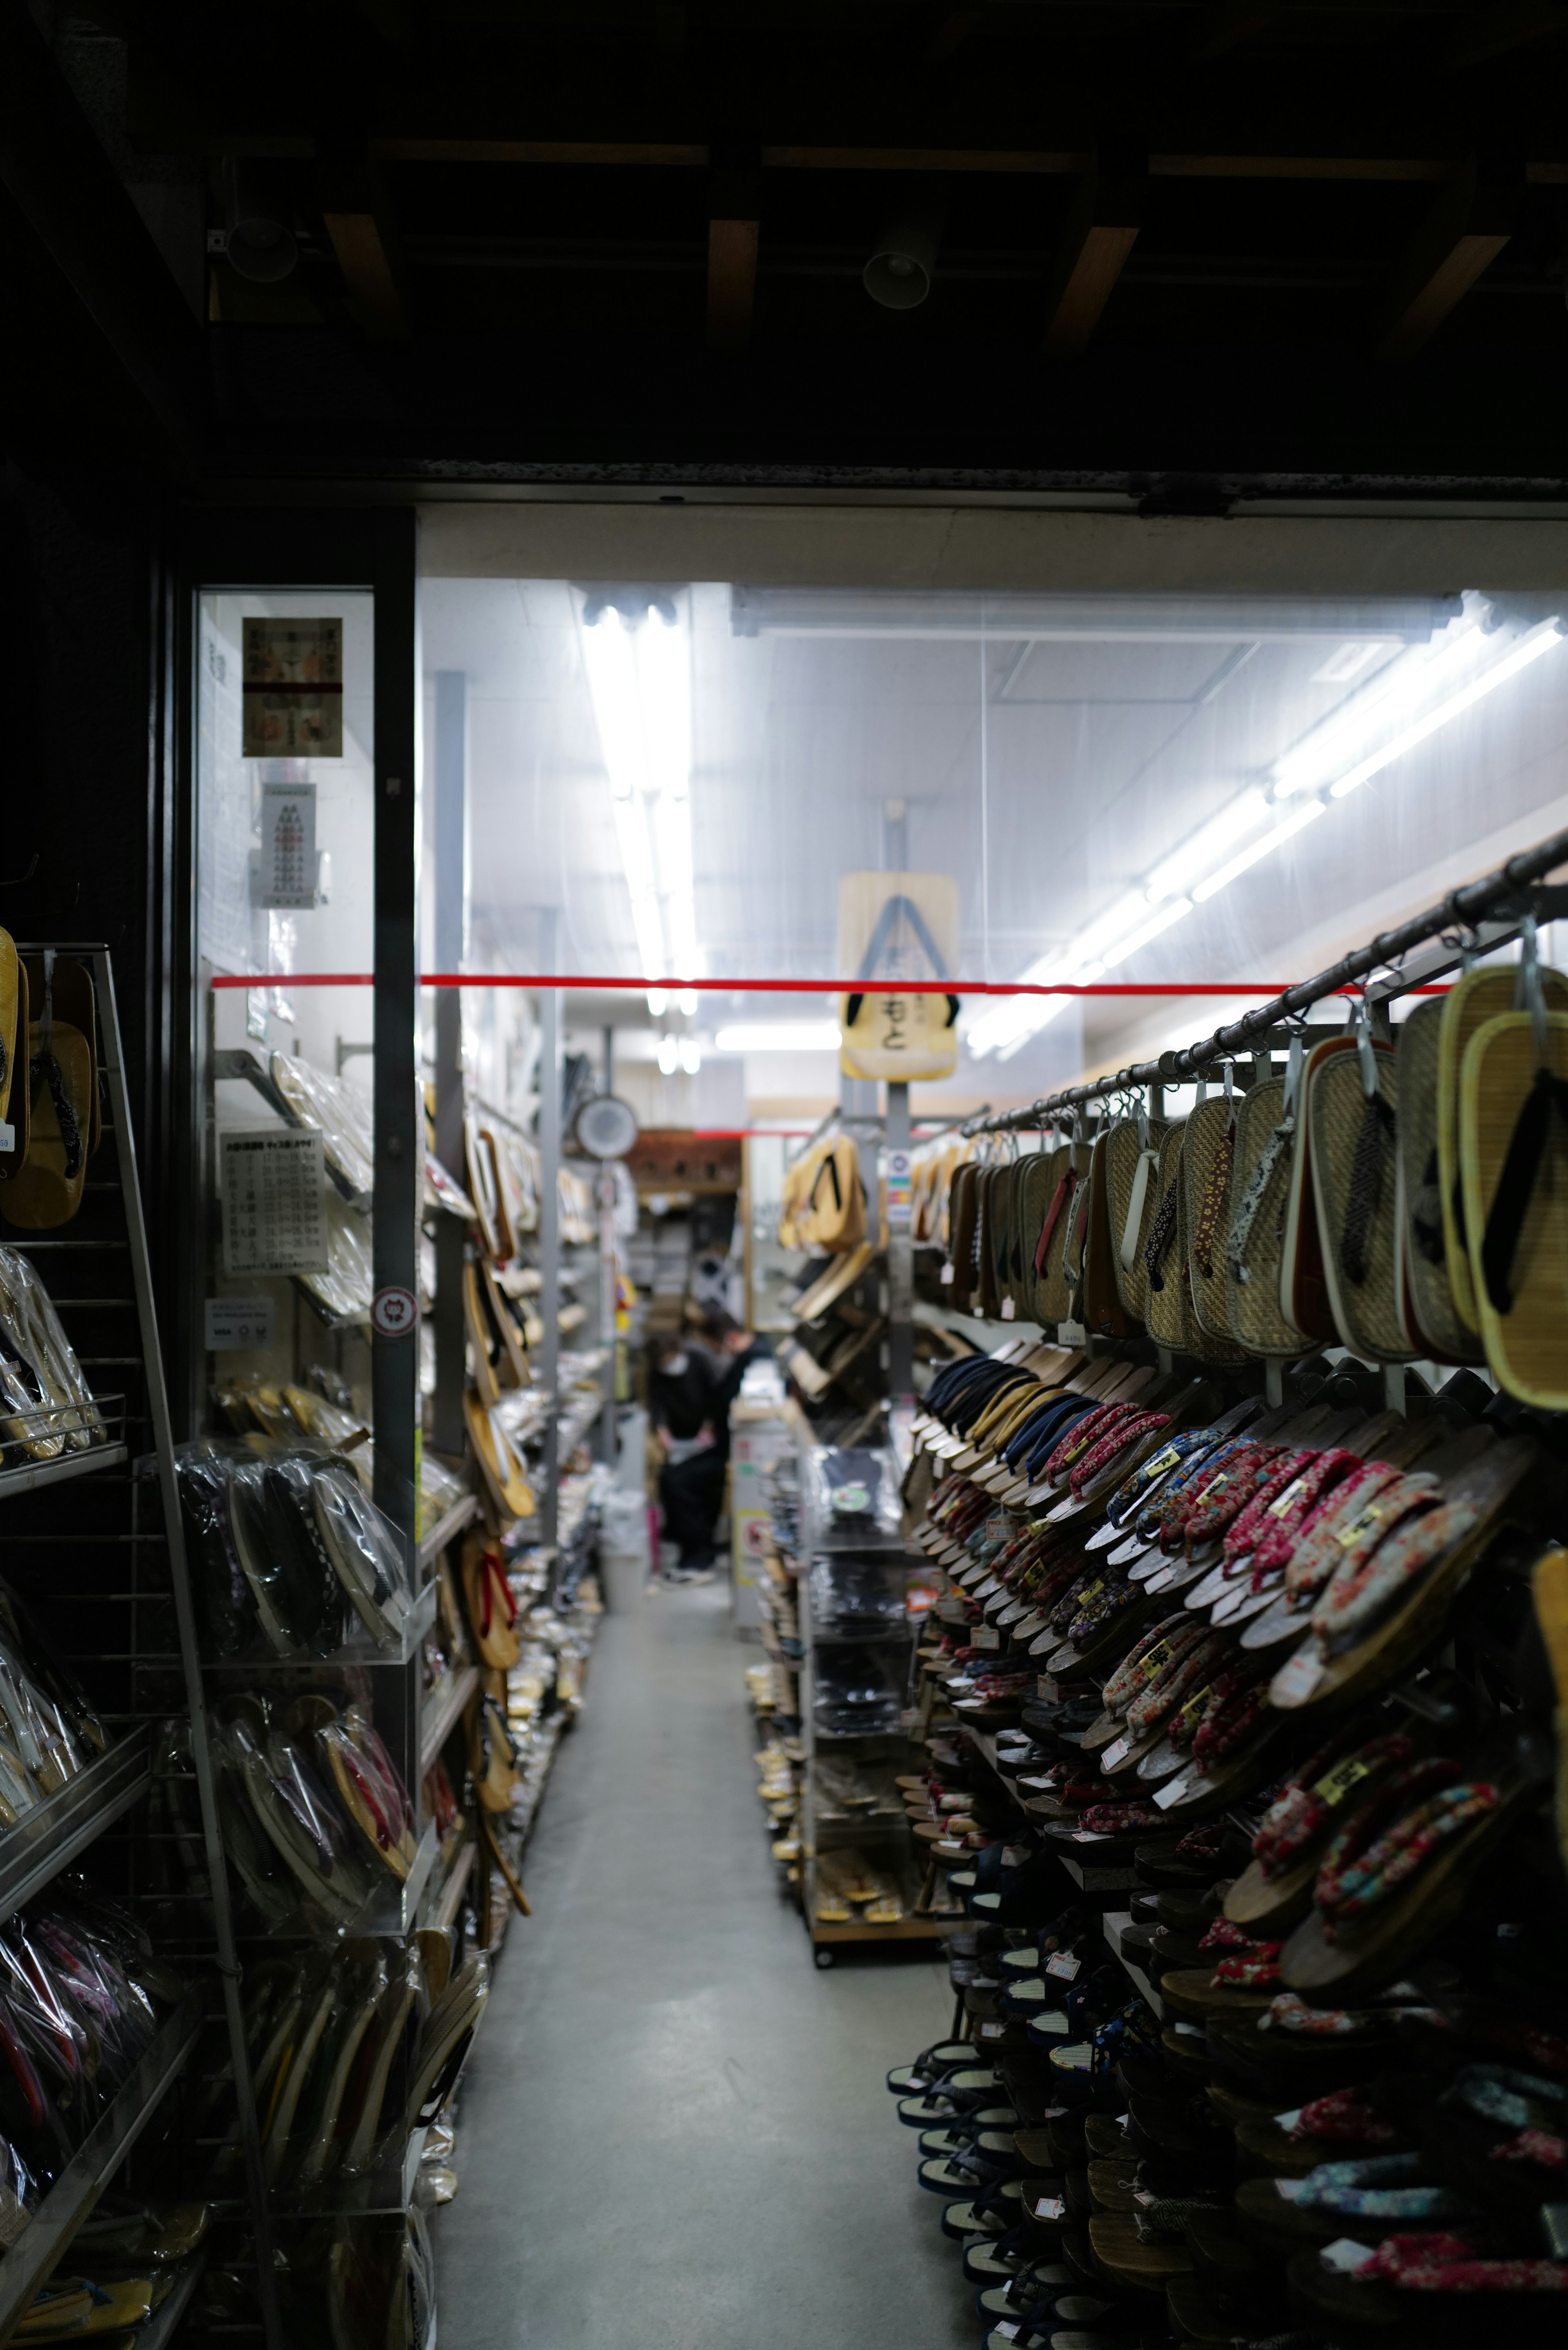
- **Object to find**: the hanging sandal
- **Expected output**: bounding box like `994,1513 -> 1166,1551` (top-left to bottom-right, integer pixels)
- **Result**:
2,954 -> 96,1230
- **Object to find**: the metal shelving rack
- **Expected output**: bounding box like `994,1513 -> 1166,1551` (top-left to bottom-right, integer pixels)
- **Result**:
796,1445 -> 950,1965
0,944 -> 282,2350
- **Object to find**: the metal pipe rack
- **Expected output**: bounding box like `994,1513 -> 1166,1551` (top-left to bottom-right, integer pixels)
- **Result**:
962,820 -> 1568,1138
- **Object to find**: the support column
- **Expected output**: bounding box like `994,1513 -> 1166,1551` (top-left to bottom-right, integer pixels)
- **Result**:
538,908 -> 561,1550
598,1023 -> 618,1466
371,515 -> 420,1566
886,1077 -> 913,1407
431,671 -> 467,1458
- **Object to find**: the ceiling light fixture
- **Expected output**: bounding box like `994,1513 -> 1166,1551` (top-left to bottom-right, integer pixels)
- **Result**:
646,987 -> 669,1016
714,1021 -> 844,1053
679,1037 -> 702,1074
657,1035 -> 679,1075
967,599 -> 1564,1063
1272,606 -> 1563,802
1191,797 -> 1326,901
1143,790 -> 1270,904
578,593 -> 698,986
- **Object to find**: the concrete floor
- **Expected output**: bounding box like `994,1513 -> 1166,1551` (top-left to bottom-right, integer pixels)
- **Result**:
434,1578 -> 978,2349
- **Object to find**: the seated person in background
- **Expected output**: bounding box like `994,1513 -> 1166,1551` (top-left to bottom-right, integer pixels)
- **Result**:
648,1315 -> 758,1580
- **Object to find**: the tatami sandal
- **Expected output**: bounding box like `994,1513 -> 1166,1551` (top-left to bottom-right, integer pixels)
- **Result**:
1437,959 -> 1568,1333
1307,1029 -> 1414,1364
1392,995 -> 1483,1362
0,932 -> 16,1137
1460,1003 -> 1568,1406
3,953 -> 97,1229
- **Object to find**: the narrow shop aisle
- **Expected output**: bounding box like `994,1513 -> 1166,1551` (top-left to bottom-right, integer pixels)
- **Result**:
435,1581 -> 975,2350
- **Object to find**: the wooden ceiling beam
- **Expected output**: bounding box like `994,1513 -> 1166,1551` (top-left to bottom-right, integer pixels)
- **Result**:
1370,157 -> 1514,358
706,169 -> 761,352
1442,1 -> 1568,69
319,155 -> 412,339
1187,5 -> 1278,61
1042,169 -> 1141,357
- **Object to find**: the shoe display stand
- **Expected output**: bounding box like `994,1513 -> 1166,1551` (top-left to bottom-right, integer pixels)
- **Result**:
0,945 -> 283,2350
797,1442 -> 952,1963
883,827 -> 1568,2341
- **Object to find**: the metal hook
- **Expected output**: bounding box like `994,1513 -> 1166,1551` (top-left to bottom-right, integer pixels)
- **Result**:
1516,911 -> 1550,1066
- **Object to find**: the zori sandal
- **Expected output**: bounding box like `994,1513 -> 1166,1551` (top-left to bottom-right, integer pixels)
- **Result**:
0,931 -> 16,1134
1461,998 -> 1568,1408
1437,955 -> 1568,1333
4,953 -> 98,1228
0,958 -> 25,1185
885,2042 -> 975,2094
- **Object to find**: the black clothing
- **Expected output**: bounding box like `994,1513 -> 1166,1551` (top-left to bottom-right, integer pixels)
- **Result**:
659,1447 -> 727,1567
650,1338 -> 761,1565
648,1340 -> 757,1462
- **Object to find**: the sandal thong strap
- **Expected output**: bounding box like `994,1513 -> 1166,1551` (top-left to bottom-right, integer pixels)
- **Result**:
29,1052 -> 82,1180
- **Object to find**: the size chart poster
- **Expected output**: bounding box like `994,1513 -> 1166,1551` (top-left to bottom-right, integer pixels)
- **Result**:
221,1127 -> 329,1275
258,779 -> 318,907
242,617 -> 343,756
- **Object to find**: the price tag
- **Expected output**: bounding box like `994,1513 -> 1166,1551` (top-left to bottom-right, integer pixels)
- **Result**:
1071,1829 -> 1111,1842
1176,1686 -> 1212,1733
1139,1443 -> 1183,1481
1272,1647 -> 1326,1706
1046,1952 -> 1080,1980
205,1295 -> 276,1351
1136,1639 -> 1175,1683
1100,1737 -> 1131,1770
1312,1753 -> 1372,1807
1319,2239 -> 1377,2276
940,1262 -> 955,1284
1031,2196 -> 1065,2221
1268,1474 -> 1310,1519
1002,1845 -> 1033,1868
0,1122 -> 12,1154
978,2020 -> 1006,2039
1001,1297 -> 1016,1319
994,2325 -> 1020,2342
1274,2107 -> 1303,2132
972,1627 -> 1000,1651
1154,1766 -> 1195,1810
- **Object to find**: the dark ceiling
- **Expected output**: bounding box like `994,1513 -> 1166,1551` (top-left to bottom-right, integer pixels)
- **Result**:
7,0 -> 1568,492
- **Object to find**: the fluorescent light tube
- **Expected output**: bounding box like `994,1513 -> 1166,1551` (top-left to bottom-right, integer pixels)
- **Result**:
1270,611 -> 1507,799
579,607 -> 649,799
676,988 -> 698,1016
1191,797 -> 1325,901
657,1035 -> 679,1075
1325,618 -> 1564,800
1098,895 -> 1195,968
646,988 -> 669,1016
679,1037 -> 702,1074
715,1021 -> 843,1053
609,792 -> 666,977
580,595 -> 697,980
1144,790 -> 1270,903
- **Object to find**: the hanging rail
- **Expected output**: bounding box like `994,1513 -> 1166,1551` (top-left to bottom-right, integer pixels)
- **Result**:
962,820 -> 1568,1138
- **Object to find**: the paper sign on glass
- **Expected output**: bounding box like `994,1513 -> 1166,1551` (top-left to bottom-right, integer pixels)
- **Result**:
257,780 -> 318,907
242,617 -> 343,755
221,1128 -> 329,1275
